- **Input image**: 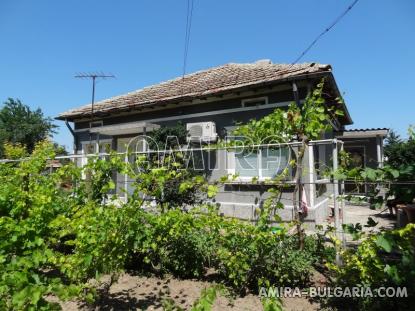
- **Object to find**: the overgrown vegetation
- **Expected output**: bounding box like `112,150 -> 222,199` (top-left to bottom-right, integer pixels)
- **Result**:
0,141 -> 320,310
1,83 -> 413,310
327,224 -> 415,310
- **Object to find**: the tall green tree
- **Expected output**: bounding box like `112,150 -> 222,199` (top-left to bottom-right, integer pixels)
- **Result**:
384,129 -> 415,168
0,98 -> 57,157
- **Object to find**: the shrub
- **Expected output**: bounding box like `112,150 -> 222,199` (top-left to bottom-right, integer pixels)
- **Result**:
328,224 -> 415,310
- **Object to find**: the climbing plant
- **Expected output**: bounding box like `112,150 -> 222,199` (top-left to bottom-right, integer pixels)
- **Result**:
233,80 -> 344,248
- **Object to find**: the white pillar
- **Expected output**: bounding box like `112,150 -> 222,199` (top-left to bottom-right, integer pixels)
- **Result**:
308,143 -> 315,208
376,135 -> 383,168
332,139 -> 341,265
124,152 -> 128,203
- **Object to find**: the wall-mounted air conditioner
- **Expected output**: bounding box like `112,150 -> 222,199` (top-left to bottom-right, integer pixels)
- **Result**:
186,121 -> 218,143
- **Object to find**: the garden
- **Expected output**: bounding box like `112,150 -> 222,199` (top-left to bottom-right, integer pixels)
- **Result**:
0,84 -> 414,311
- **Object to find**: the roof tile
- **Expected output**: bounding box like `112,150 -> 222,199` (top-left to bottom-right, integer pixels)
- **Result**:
58,61 -> 331,120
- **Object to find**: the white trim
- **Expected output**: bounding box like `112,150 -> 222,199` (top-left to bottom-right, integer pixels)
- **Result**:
227,147 -> 291,183
74,101 -> 291,133
241,96 -> 268,108
80,139 -> 112,145
314,178 -> 330,184
217,201 -> 259,206
217,201 -> 294,209
90,121 -> 160,136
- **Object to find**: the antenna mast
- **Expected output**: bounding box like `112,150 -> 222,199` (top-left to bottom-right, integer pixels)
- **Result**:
75,72 -> 115,145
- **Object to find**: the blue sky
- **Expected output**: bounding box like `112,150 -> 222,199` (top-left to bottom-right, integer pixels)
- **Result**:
0,0 -> 414,149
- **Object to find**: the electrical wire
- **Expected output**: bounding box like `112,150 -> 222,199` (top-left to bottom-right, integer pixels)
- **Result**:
182,0 -> 194,78
292,0 -> 360,64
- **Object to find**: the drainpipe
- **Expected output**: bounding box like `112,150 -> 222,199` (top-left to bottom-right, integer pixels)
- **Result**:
65,119 -> 78,154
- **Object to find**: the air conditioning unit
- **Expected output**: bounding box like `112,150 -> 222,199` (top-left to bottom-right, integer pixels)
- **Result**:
186,122 -> 218,143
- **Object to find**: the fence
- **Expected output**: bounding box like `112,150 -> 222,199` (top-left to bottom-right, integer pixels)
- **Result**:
2,137 -> 410,257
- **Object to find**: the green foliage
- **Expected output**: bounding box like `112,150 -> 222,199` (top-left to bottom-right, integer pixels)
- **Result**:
128,206 -> 315,292
0,142 -> 141,309
328,224 -> 415,310
131,207 -> 217,278
191,285 -> 226,311
148,121 -> 188,150
232,80 -> 344,249
0,141 -> 82,309
0,140 -> 320,309
214,219 -> 314,292
132,154 -> 214,211
335,149 -> 415,207
384,129 -> 415,168
0,98 -> 57,157
261,297 -> 283,311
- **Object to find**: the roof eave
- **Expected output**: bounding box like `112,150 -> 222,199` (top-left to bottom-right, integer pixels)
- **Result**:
56,70 -> 335,122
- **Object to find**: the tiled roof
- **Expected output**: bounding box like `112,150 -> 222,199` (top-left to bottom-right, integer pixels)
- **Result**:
57,61 -> 332,120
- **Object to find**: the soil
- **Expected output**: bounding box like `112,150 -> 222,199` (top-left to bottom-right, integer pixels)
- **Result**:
57,273 -> 322,311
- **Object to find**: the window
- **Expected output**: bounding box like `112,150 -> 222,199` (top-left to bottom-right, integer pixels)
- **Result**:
82,140 -> 112,155
241,96 -> 268,108
230,147 -> 290,181
89,120 -> 103,128
79,140 -> 112,179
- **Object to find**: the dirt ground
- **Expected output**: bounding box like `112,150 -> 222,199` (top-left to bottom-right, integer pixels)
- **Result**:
58,273 -> 321,311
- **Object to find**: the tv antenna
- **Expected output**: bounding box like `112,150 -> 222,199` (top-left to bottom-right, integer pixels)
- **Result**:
75,72 -> 115,144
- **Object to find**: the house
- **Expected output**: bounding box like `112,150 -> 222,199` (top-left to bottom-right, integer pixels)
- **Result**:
56,60 -> 388,226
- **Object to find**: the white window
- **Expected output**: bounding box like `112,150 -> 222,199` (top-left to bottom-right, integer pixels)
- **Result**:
241,96 -> 268,108
82,140 -> 112,155
228,146 -> 290,181
80,139 -> 112,166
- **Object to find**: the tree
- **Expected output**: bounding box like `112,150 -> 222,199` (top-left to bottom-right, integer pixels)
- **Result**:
384,129 -> 415,168
0,98 -> 57,157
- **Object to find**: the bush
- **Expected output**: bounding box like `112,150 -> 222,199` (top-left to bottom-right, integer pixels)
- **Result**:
0,141 -> 321,309
129,206 -> 316,293
328,224 -> 415,310
0,142 -> 140,309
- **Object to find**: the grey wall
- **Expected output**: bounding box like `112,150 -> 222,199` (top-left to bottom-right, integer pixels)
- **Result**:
73,85 -> 335,225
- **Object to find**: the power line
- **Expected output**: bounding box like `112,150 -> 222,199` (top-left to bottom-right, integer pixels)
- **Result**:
292,0 -> 360,64
182,0 -> 194,78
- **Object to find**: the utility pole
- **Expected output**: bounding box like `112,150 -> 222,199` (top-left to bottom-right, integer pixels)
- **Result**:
75,73 -> 115,146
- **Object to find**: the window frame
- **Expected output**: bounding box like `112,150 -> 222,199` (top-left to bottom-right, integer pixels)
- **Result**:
241,96 -> 269,108
227,147 -> 291,182
89,120 -> 103,128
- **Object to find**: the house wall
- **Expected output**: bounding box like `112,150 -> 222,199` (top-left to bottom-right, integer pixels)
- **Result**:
73,84 -> 335,226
